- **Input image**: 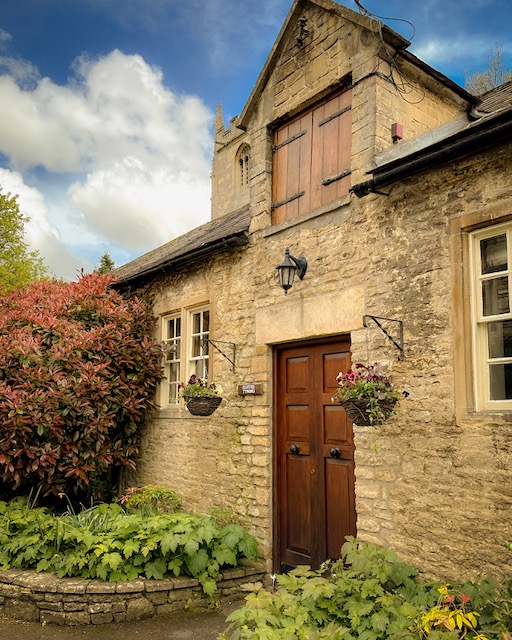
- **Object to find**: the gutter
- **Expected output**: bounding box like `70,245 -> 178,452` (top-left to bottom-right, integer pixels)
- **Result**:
351,112 -> 512,198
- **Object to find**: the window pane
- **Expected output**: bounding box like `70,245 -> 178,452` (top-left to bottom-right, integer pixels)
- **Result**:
193,312 -> 201,333
165,337 -> 180,362
489,363 -> 512,400
168,383 -> 179,404
169,362 -> 180,382
203,310 -> 210,332
195,359 -> 208,379
482,276 -> 510,315
481,234 -> 507,274
192,335 -> 201,357
488,321 -> 512,358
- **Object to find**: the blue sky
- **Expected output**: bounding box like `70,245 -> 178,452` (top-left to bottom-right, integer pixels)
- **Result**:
0,0 -> 510,279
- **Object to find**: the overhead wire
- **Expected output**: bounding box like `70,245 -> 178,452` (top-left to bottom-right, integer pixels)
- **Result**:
352,0 -> 426,105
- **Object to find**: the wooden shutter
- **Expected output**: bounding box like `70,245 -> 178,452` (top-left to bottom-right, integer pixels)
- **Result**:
272,113 -> 311,225
272,89 -> 351,225
311,90 -> 352,209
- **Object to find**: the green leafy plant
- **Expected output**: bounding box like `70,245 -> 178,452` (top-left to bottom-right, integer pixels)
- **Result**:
0,272 -> 163,505
332,362 -> 406,425
220,538 -> 510,640
0,497 -> 258,596
179,375 -> 223,399
120,485 -> 182,515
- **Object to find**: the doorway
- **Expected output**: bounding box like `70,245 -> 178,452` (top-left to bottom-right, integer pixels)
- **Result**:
273,338 -> 356,570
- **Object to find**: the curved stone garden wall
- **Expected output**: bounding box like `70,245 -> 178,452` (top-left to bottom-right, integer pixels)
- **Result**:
0,563 -> 265,625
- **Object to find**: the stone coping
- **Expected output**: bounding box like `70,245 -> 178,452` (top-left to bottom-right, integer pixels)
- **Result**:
0,561 -> 266,626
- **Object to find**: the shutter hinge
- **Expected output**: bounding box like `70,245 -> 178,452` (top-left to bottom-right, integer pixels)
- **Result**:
322,169 -> 351,186
271,191 -> 305,209
272,130 -> 307,152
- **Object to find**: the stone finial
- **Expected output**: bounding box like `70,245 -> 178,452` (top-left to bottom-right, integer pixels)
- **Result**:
214,103 -> 225,135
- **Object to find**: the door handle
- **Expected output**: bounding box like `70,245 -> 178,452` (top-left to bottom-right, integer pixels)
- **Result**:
330,447 -> 341,458
290,444 -> 301,454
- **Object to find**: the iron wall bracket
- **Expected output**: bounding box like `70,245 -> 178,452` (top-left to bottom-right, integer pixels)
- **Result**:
201,339 -> 236,371
362,315 -> 404,360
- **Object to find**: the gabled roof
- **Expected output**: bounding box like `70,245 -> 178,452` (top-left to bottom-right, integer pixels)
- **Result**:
237,0 -> 472,130
113,207 -> 251,287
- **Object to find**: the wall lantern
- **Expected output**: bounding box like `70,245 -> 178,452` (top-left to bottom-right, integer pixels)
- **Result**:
276,247 -> 308,294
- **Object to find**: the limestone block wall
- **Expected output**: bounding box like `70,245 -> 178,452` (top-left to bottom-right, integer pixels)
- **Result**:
211,111 -> 250,220
132,251 -> 276,561
133,4 -> 511,585
373,72 -> 464,158
349,144 -> 512,581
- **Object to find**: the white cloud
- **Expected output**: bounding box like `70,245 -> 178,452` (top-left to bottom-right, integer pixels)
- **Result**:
68,157 -> 210,251
0,49 -> 214,276
0,29 -> 11,48
0,56 -> 40,86
412,35 -> 503,66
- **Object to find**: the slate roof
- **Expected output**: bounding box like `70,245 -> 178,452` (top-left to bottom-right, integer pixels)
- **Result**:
477,80 -> 512,113
113,207 -> 251,287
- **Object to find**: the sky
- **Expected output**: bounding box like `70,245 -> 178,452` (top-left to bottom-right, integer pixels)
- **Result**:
0,0 -> 511,280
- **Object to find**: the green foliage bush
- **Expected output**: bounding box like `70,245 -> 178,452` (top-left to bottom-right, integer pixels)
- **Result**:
0,189 -> 48,293
120,484 -> 183,515
220,538 -> 510,640
0,272 -> 163,503
0,498 -> 259,596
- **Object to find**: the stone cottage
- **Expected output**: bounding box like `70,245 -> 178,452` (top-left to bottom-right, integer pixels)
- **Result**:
114,0 -> 512,580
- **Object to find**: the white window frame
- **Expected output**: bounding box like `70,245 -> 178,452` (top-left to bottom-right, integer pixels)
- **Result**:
470,222 -> 512,410
160,304 -> 210,409
188,306 -> 210,382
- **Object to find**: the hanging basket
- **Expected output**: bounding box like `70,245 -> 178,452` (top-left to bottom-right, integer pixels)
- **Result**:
339,398 -> 397,426
184,396 -> 222,416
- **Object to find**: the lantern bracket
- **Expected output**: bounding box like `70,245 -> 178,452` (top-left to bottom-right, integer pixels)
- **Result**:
362,315 -> 404,360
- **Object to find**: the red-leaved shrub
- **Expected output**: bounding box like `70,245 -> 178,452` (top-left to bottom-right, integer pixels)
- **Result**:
0,272 -> 163,501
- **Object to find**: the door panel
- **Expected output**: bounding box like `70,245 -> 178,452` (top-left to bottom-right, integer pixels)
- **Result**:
325,459 -> 355,558
275,339 -> 356,570
286,453 -> 313,565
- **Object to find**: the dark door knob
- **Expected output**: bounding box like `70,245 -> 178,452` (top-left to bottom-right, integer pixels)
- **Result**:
290,444 -> 301,454
330,447 -> 341,458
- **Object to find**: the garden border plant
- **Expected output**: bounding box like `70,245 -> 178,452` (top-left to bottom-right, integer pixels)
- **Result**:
0,496 -> 259,596
220,538 -> 511,640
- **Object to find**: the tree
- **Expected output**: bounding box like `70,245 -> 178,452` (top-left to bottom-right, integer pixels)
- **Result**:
465,44 -> 512,95
0,272 -> 163,504
97,251 -> 116,274
0,188 -> 48,293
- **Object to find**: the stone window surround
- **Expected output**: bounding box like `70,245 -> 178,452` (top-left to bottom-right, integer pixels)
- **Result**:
450,197 -> 512,420
158,298 -> 212,412
236,143 -> 251,190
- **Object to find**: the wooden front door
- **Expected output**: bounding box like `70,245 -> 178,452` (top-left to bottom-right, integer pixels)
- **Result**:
274,339 -> 356,570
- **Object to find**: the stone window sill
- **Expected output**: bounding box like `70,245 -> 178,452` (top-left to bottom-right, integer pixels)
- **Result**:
263,193 -> 351,238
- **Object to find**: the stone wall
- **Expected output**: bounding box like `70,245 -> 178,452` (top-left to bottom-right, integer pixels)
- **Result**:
0,563 -> 265,626
131,1 -> 512,585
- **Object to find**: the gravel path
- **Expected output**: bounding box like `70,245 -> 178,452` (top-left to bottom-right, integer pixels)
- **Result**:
0,600 -> 239,640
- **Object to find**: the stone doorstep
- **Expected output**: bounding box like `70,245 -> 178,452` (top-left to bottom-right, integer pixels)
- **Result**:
0,564 -> 266,626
